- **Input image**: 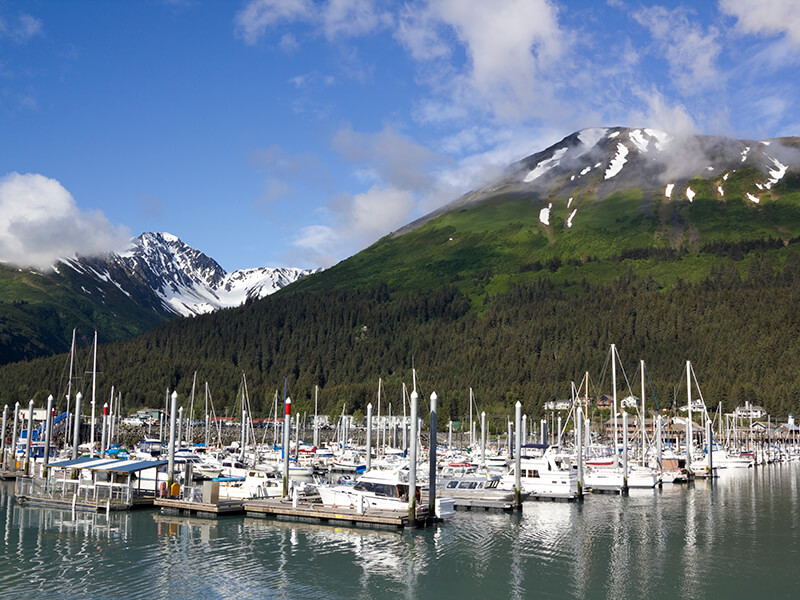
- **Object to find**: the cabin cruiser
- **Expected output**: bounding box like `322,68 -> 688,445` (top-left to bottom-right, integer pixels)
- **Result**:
437,474 -> 529,504
584,462 -> 659,491
316,468 -> 419,510
215,470 -> 284,500
501,444 -> 580,499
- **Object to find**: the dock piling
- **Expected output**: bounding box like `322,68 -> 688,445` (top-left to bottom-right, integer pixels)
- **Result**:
408,389 -> 418,524
24,399 -> 33,475
10,403 -> 19,470
514,401 -> 521,506
429,392 -> 437,517
43,395 -> 53,472
71,393 -> 82,460
366,402 -> 372,472
168,391 -> 177,488
622,411 -> 629,493
0,405 -> 6,463
282,396 -> 291,498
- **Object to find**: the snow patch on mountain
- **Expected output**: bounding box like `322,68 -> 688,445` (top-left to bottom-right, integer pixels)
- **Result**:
604,143 -> 629,179
524,148 -> 568,183
766,157 -> 788,188
644,129 -> 670,150
539,203 -> 552,225
629,129 -> 650,153
567,209 -> 577,228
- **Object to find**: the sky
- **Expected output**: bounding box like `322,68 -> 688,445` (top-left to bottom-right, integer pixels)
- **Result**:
1,0 -> 799,272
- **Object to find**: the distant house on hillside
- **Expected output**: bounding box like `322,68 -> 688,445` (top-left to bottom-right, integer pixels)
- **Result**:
621,395 -> 640,409
678,400 -> 707,413
777,414 -> 800,438
544,399 -> 572,411
596,395 -> 612,409
734,404 -> 766,420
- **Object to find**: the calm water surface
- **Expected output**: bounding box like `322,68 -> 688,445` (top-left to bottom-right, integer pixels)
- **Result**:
1,463 -> 799,599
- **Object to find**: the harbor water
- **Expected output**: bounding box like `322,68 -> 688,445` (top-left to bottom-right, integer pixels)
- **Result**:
1,462 -> 799,599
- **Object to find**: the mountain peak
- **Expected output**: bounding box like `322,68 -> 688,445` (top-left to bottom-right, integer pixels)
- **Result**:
112,232 -> 315,316
394,127 -> 800,238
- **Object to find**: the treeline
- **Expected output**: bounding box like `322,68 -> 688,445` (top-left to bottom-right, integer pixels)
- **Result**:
1,251 -> 800,431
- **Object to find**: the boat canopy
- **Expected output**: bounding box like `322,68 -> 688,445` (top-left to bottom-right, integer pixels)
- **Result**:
47,457 -> 168,473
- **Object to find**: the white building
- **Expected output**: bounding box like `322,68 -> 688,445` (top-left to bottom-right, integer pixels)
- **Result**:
734,404 -> 766,419
545,399 -> 572,411
621,395 -> 640,409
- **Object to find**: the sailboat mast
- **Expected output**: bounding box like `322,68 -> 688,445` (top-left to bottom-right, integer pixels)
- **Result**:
66,328 -> 76,447
377,377 -> 382,457
641,359 -> 646,467
204,381 -> 210,448
469,387 -> 473,448
611,344 -> 618,462
91,330 -> 97,457
188,371 -> 196,445
686,360 -> 693,469
313,385 -> 319,448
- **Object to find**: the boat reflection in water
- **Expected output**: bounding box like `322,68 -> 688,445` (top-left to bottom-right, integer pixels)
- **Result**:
3,463 -> 800,599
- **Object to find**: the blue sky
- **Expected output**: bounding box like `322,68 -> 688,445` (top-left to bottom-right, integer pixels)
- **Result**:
0,0 -> 799,271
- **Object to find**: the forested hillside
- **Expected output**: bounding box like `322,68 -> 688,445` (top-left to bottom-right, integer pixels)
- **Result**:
1,238 -> 798,430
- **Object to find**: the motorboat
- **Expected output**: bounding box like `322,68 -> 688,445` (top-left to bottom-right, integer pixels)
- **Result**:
437,474 -> 529,504
501,444 -> 580,499
316,468 -> 419,511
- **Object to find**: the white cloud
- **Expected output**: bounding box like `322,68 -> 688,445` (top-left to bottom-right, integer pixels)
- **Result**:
0,13 -> 43,44
321,0 -> 392,40
396,0 -> 567,122
235,0 -> 389,45
234,0 -> 313,45
292,186 -> 415,267
0,173 -> 131,270
720,0 -> 800,44
628,88 -> 698,138
633,6 -> 722,96
332,124 -> 448,192
291,224 -> 338,268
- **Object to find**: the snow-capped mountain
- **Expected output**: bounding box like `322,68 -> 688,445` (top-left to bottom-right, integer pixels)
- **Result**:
395,127 -> 800,236
108,232 -> 317,316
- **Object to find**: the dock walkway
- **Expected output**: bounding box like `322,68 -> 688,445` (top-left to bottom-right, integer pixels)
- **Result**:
244,498 -> 433,529
154,497 -> 245,516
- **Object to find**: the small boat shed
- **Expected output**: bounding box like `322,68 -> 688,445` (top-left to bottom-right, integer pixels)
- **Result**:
15,456 -> 168,512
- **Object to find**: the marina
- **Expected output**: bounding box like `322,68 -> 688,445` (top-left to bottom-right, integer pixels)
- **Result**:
2,460 -> 800,599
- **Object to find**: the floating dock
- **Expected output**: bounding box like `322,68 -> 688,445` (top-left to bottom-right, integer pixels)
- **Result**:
244,498 -> 434,530
0,468 -> 24,481
450,498 -> 522,511
154,497 -> 245,517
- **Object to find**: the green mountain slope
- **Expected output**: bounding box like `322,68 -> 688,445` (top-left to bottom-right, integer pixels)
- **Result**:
0,262 -> 169,362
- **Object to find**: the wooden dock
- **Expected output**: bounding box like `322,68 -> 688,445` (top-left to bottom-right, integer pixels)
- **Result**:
153,497 -> 245,517
451,499 -> 522,511
244,498 -> 434,530
0,468 -> 24,481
